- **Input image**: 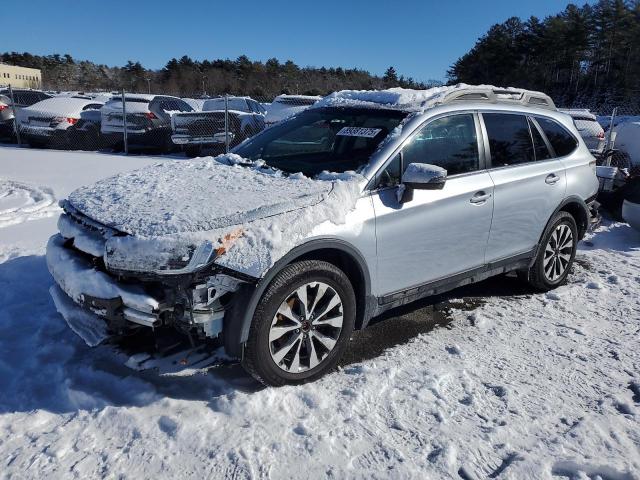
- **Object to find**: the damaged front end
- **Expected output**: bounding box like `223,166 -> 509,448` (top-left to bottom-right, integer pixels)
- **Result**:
46,203 -> 252,350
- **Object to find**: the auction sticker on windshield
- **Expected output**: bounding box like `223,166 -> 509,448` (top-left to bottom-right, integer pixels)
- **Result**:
336,127 -> 382,138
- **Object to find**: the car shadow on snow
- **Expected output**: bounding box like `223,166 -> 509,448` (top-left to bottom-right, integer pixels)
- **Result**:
0,245 -> 585,414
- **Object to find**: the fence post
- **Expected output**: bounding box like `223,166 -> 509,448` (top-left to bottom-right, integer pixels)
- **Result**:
605,106 -> 617,159
121,88 -> 128,155
8,85 -> 21,146
224,94 -> 230,153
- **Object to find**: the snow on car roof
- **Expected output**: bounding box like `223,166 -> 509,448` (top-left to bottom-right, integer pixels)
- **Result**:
109,93 -> 156,101
274,94 -> 322,100
313,85 -> 460,111
314,83 -> 551,113
21,97 -> 105,115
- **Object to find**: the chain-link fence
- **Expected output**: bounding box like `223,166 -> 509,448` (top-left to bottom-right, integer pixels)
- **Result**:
557,103 -> 640,172
2,83 -> 639,164
0,85 -> 321,156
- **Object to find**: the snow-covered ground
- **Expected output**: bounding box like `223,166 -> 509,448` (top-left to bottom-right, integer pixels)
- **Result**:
1,146 -> 639,479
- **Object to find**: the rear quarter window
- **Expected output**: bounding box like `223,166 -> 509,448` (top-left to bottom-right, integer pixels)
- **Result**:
536,117 -> 578,157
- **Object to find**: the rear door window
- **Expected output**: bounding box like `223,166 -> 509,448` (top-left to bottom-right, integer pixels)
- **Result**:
535,117 -> 578,157
483,113 -> 534,167
529,118 -> 552,161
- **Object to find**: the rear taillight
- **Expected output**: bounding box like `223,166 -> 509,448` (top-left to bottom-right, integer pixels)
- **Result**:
0,103 -> 8,111
52,116 -> 79,125
145,112 -> 157,120
598,131 -> 605,140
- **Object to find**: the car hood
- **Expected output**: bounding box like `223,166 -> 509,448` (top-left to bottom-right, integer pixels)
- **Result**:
67,157 -> 333,237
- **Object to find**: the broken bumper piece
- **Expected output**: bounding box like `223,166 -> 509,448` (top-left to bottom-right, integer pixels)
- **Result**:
46,234 -> 164,342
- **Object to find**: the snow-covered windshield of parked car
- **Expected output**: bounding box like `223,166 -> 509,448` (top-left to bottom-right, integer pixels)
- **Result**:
234,107 -> 406,176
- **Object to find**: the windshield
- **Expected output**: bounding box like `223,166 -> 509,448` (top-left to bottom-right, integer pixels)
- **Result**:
235,107 -> 406,176
204,98 -> 249,112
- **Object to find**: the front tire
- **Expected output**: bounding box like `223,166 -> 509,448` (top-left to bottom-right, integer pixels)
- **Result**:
521,211 -> 578,291
242,260 -> 355,386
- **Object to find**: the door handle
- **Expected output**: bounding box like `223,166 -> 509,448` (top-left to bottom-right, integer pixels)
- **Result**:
545,173 -> 560,185
470,191 -> 491,204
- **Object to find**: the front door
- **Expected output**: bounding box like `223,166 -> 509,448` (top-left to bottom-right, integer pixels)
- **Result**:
372,113 -> 494,297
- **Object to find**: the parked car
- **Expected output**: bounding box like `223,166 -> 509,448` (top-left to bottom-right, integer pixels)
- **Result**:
47,86 -> 598,386
17,96 -> 105,149
0,88 -> 52,140
560,109 -> 606,154
182,97 -> 208,111
264,94 -> 320,126
172,96 -> 266,157
101,94 -> 193,151
66,98 -> 112,151
612,121 -> 640,168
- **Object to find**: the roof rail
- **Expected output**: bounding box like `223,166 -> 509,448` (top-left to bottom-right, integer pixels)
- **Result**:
441,86 -> 556,110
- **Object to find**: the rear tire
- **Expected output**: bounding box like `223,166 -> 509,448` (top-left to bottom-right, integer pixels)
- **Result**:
242,260 -> 355,386
521,211 -> 578,291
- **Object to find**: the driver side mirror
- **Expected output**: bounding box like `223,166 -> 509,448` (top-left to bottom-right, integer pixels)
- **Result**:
399,163 -> 447,203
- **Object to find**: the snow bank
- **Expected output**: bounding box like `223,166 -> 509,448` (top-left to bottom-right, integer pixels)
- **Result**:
3,217 -> 640,479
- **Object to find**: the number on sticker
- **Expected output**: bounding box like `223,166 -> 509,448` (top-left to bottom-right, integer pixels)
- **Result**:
336,127 -> 382,138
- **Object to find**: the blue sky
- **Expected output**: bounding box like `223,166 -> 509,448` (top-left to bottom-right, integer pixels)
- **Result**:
5,0 -> 587,82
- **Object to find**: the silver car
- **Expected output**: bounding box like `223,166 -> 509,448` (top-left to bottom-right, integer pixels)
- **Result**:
0,89 -> 52,140
559,109 -> 606,154
47,86 -> 598,386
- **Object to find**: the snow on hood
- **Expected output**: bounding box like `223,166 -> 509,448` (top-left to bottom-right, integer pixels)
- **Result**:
65,154 -> 364,278
67,156 -> 331,237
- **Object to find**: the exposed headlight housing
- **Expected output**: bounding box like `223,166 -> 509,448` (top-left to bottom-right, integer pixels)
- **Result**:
154,241 -> 215,275
103,229 -> 244,276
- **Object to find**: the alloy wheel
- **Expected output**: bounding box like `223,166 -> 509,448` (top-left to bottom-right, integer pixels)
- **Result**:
543,223 -> 574,282
268,282 -> 344,374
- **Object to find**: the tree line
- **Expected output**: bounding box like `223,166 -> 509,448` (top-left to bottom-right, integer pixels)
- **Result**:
0,52 -> 439,100
447,0 -> 640,111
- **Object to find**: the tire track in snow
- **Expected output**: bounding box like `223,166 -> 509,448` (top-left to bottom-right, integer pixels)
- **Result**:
0,178 -> 60,228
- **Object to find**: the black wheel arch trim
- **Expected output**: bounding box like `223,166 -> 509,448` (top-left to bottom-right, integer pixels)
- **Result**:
529,196 -> 589,268
553,195 -> 590,239
223,239 -> 373,358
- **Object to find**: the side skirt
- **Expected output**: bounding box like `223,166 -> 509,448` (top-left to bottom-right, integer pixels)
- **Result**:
373,251 -> 534,315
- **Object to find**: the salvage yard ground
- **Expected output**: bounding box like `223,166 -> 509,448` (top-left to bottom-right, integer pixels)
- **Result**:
0,145 -> 639,479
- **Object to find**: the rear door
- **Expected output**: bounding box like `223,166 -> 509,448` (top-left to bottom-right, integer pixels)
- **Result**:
482,112 -> 567,262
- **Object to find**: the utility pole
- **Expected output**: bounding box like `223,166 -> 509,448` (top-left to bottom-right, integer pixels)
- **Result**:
146,77 -> 151,94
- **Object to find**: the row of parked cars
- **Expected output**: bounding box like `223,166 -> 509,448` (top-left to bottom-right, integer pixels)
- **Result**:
0,88 -> 321,154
